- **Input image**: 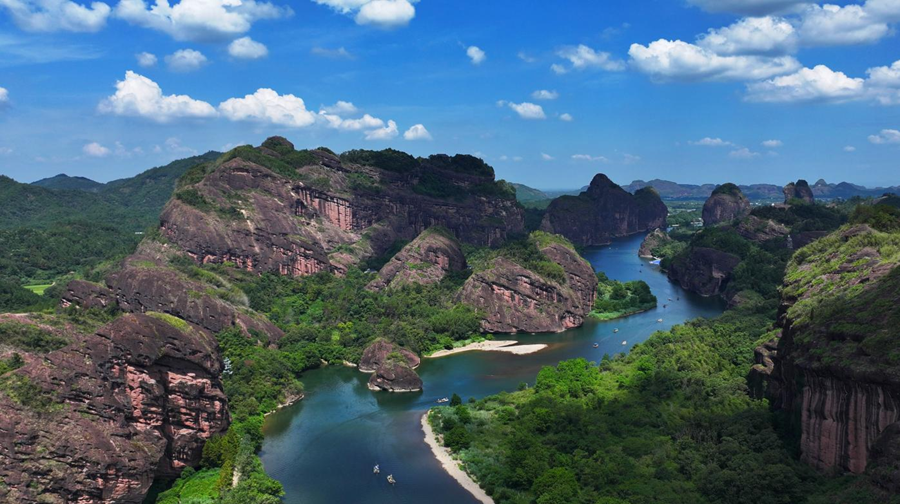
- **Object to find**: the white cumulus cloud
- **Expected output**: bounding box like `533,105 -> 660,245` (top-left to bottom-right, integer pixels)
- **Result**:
869,129 -> 900,144
228,36 -> 268,59
697,16 -> 797,55
507,101 -> 546,120
314,0 -> 418,29
0,0 -> 111,32
844,145 -> 857,152
690,137 -> 735,147
98,71 -> 217,122
0,87 -> 8,107
541,153 -> 554,160
365,119 -> 398,140
629,39 -> 800,82
219,88 -> 316,128
531,89 -> 558,100
114,0 -> 290,42
466,45 -> 486,65
730,147 -> 761,159
797,4 -> 890,47
320,100 -> 359,115
136,51 -> 157,67
559,113 -> 573,122
762,139 -> 783,147
83,141 -> 110,157
165,48 -> 207,72
555,44 -> 626,72
403,123 -> 431,140
745,64 -> 865,103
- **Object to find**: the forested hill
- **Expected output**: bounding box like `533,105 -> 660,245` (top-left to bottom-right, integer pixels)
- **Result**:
2,152 -> 220,231
31,174 -> 104,192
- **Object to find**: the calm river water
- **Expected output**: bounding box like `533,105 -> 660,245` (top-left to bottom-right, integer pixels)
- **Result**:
260,232 -> 725,504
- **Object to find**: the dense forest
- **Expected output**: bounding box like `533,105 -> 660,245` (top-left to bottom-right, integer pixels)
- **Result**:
427,201 -> 900,504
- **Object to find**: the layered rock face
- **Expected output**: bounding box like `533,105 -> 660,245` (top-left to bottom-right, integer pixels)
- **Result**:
160,138 -> 523,277
0,313 -> 228,503
667,247 -> 741,297
359,340 -> 422,392
702,183 -> 751,226
367,228 -> 466,292
784,179 -> 816,204
457,240 -> 598,333
751,225 -> 900,477
540,174 -> 667,246
62,242 -> 283,343
639,228 -> 670,258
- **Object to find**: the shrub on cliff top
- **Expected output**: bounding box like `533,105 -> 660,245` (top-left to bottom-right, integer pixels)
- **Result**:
341,149 -> 418,174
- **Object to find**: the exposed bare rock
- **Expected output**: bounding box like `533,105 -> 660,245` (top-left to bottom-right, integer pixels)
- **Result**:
60,280 -> 115,310
367,228 -> 466,292
0,313 -> 228,503
750,224 -> 900,476
160,141 -> 523,278
358,339 -> 420,373
667,247 -> 741,297
359,340 -> 422,392
784,179 -> 815,205
540,174 -> 667,246
737,215 -> 790,243
702,183 -> 751,226
457,238 -> 598,333
639,228 -> 670,258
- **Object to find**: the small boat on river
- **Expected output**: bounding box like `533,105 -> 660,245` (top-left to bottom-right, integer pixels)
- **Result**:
621,340 -> 627,346
373,465 -> 380,474
387,475 -> 396,485
613,328 -> 619,333
593,343 -> 599,348
437,397 -> 449,404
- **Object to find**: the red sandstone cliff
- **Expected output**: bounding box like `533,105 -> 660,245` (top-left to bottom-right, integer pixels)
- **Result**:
0,313 -> 228,503
457,238 -> 598,333
751,225 -> 900,477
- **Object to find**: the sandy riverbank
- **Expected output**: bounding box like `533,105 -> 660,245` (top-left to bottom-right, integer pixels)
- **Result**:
427,340 -> 547,358
421,412 -> 494,504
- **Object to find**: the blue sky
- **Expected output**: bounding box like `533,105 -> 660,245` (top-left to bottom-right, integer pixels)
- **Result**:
0,0 -> 899,189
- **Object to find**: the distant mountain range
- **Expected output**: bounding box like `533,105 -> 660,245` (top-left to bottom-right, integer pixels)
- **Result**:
623,179 -> 900,201
2,152 -> 220,230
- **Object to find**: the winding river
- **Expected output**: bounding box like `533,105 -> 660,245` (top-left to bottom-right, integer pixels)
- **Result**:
260,232 -> 726,504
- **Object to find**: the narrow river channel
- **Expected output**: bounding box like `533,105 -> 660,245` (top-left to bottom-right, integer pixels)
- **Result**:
260,232 -> 726,504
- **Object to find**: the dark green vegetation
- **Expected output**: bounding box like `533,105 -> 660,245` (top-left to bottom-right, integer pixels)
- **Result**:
590,273 -> 656,320
512,183 -> 550,203
31,174 -> 103,192
467,231 -> 570,285
782,204 -> 900,372
2,153 -> 220,231
428,201 -> 900,504
0,153 -> 220,308
0,320 -> 68,353
430,304 -> 892,504
667,203 -> 847,300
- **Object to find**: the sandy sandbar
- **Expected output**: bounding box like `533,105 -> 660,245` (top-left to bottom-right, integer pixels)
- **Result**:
421,412 -> 494,504
427,340 -> 547,358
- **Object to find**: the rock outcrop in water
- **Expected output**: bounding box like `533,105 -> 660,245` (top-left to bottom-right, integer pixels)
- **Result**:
367,227 -> 466,292
0,313 -> 228,503
751,224 -> 900,478
457,234 -> 597,333
160,138 -> 523,276
784,179 -> 815,205
639,228 -> 671,258
540,174 -> 667,246
359,340 -> 422,392
702,183 -> 751,226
